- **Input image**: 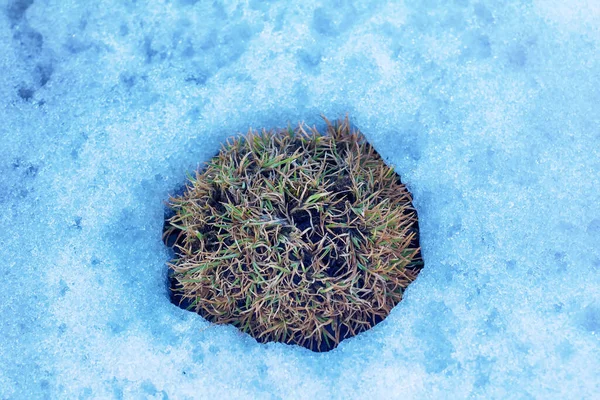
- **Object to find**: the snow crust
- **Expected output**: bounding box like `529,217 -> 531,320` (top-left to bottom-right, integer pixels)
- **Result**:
1,0 -> 599,398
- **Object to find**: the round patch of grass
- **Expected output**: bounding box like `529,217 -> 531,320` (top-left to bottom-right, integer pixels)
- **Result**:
164,117 -> 422,352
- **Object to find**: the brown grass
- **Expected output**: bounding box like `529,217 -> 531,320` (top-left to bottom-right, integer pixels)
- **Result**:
164,117 -> 422,351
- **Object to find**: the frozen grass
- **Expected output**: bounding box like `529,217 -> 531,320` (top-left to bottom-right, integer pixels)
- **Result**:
166,118 -> 421,351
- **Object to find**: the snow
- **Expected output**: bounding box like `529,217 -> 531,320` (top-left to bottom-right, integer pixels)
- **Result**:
1,0 -> 599,398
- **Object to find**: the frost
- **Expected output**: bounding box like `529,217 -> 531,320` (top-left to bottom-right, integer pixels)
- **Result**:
1,0 -> 599,398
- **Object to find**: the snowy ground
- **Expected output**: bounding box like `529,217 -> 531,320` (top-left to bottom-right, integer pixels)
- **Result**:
1,0 -> 599,398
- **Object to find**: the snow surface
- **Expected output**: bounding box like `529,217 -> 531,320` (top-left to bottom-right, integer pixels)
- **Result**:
1,0 -> 599,398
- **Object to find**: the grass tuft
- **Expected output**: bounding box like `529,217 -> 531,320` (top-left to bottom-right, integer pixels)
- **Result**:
164,117 -> 422,352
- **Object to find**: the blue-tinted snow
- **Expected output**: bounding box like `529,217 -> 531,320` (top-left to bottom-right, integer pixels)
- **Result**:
1,0 -> 599,398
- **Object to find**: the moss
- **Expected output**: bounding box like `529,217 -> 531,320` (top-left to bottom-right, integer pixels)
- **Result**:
164,117 -> 422,351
